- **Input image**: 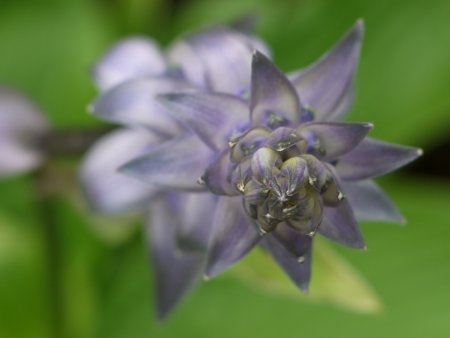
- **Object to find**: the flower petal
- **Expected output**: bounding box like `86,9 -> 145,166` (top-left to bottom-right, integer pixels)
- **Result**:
261,235 -> 312,291
79,128 -> 161,214
202,150 -> 239,196
147,193 -> 204,320
91,37 -> 167,91
277,157 -> 308,195
92,78 -> 191,136
290,20 -> 364,121
251,147 -> 282,184
267,127 -> 302,151
0,86 -> 48,133
157,92 -> 249,150
340,179 -> 404,223
298,122 -> 373,160
271,223 -> 313,261
168,27 -> 270,94
251,51 -> 302,128
205,196 -> 261,278
0,140 -> 44,178
335,138 -> 423,180
175,192 -> 218,252
318,199 -> 366,249
0,86 -> 48,177
120,134 -> 213,191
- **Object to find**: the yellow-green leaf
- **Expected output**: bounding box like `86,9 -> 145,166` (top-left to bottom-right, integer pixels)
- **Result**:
230,237 -> 382,314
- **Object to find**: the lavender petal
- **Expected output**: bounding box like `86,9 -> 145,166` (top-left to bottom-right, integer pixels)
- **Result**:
0,86 -> 48,177
92,78 -> 191,136
0,141 -> 44,178
318,199 -> 366,249
147,194 -> 203,320
119,134 -> 213,191
271,223 -> 313,260
251,51 -> 302,128
205,196 -> 261,278
298,121 -> 373,160
335,138 -> 423,180
202,150 -> 240,196
157,92 -> 249,151
92,37 -> 167,91
176,192 -> 218,252
168,27 -> 270,94
290,20 -> 364,121
79,128 -> 161,214
341,179 -> 404,223
261,235 -> 312,291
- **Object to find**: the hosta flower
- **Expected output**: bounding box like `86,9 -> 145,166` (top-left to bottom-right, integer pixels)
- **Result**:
0,86 -> 48,178
80,25 -> 269,318
120,20 -> 422,291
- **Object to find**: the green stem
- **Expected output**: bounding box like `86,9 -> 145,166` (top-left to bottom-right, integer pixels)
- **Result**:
34,166 -> 63,338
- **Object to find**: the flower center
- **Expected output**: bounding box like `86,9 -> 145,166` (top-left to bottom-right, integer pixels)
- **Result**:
226,126 -> 344,235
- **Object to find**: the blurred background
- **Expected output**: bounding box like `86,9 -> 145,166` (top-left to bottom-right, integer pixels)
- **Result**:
0,0 -> 449,337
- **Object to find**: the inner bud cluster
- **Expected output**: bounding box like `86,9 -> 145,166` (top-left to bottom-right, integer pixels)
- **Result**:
221,126 -> 344,235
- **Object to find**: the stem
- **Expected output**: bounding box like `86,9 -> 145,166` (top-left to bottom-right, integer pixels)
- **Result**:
34,166 -> 63,338
39,126 -> 115,157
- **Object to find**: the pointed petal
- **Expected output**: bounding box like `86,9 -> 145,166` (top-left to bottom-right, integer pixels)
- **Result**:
298,122 -> 373,160
92,37 -> 167,91
290,20 -> 364,121
0,86 -> 48,177
0,86 -> 48,133
272,223 -> 313,261
92,78 -> 191,136
318,199 -> 366,249
205,196 -> 261,278
251,51 -> 302,128
79,128 -> 161,214
341,179 -> 404,223
147,194 -> 203,320
0,140 -> 44,178
335,138 -> 423,180
157,92 -> 249,151
267,127 -> 302,151
251,147 -> 282,183
278,157 -> 307,194
176,192 -> 218,252
261,235 -> 312,291
168,27 -> 270,94
202,150 -> 239,196
120,134 -> 213,191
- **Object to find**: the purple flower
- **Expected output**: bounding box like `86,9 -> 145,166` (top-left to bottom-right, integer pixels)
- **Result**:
119,20 -> 422,292
0,86 -> 48,178
80,26 -> 269,319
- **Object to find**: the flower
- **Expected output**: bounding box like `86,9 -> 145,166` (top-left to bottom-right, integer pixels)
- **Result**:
119,20 -> 422,291
0,86 -> 48,178
80,25 -> 269,319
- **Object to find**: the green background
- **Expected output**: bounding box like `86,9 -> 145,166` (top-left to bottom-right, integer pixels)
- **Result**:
0,0 -> 449,337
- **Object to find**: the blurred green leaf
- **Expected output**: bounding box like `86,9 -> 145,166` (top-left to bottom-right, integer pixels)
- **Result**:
231,238 -> 382,314
0,213 -> 51,338
0,0 -> 112,128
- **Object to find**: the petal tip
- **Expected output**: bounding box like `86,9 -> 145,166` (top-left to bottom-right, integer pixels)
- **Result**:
204,262 -> 220,280
299,284 -> 310,293
251,49 -> 269,63
86,103 -> 94,114
354,18 -> 365,36
365,122 -> 374,130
